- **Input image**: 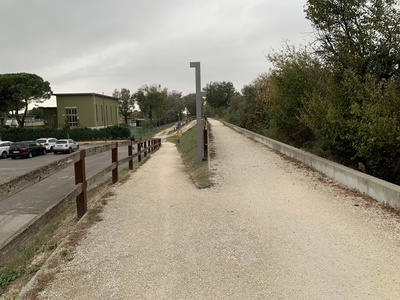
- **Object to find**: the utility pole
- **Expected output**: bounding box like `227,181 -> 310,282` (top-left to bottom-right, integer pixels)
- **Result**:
190,62 -> 205,163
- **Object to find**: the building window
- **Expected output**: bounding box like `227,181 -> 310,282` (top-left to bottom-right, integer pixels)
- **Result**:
65,107 -> 78,128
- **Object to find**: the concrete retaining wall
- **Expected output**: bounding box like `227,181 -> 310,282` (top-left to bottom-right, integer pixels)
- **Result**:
223,122 -> 400,209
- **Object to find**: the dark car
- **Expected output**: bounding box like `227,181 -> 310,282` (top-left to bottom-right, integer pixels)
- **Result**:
9,141 -> 47,159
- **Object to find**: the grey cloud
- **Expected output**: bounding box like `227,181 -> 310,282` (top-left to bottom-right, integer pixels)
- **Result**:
0,0 -> 313,98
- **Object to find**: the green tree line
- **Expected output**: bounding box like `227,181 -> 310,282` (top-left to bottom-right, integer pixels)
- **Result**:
204,0 -> 400,185
113,85 -> 197,127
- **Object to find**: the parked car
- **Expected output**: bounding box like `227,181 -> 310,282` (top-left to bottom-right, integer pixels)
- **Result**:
53,139 -> 79,154
36,138 -> 58,152
0,141 -> 13,159
9,141 -> 47,159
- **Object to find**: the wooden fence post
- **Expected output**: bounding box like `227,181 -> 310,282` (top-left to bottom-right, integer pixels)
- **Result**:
128,142 -> 133,170
203,128 -> 208,161
138,142 -> 142,162
74,150 -> 87,219
112,142 -> 118,184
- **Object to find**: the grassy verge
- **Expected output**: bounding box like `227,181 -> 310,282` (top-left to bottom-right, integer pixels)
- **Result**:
168,122 -> 214,188
0,203 -> 76,299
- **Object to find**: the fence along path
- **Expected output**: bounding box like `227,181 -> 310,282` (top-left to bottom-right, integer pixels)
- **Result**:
0,138 -> 161,264
32,119 -> 400,299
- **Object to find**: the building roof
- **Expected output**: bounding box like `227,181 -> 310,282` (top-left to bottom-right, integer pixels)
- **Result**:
52,93 -> 118,100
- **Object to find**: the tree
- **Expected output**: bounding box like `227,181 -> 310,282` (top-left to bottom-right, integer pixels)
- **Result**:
0,98 -> 14,116
203,81 -> 237,116
134,84 -> 168,125
113,88 -> 134,124
182,93 -> 196,117
303,67 -> 400,181
304,0 -> 400,79
348,76 -> 400,182
267,45 -> 320,146
29,107 -> 44,119
0,78 -> 15,114
225,93 -> 247,127
303,0 -> 400,182
240,74 -> 271,134
165,91 -> 184,122
0,73 -> 52,127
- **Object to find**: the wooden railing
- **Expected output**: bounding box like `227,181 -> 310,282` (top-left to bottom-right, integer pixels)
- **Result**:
0,138 -> 161,263
73,138 -> 161,218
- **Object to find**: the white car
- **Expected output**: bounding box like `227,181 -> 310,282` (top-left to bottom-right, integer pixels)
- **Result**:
0,141 -> 13,159
53,139 -> 79,154
36,138 -> 58,152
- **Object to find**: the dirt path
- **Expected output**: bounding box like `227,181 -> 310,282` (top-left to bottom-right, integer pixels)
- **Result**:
30,119 -> 400,299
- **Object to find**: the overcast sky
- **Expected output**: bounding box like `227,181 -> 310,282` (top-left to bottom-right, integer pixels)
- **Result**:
0,0 -> 313,106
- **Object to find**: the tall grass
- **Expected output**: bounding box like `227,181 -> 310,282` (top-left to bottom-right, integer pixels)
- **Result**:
169,122 -> 213,188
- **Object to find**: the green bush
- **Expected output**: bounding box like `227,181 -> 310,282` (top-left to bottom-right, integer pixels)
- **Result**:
0,125 -> 131,142
107,124 -> 131,139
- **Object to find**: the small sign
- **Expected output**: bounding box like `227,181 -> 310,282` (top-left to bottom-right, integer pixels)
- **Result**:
177,130 -> 182,138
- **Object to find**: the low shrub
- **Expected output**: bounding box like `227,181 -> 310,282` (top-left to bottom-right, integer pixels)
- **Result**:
0,125 -> 131,142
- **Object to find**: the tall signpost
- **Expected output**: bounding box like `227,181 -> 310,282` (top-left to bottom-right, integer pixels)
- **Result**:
190,61 -> 204,163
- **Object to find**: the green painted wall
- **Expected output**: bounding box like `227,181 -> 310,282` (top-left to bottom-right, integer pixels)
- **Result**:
55,93 -> 119,129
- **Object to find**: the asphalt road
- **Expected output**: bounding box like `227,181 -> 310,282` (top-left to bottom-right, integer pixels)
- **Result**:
0,142 -> 135,246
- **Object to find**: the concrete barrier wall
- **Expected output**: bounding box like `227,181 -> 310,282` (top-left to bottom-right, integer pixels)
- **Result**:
223,122 -> 400,209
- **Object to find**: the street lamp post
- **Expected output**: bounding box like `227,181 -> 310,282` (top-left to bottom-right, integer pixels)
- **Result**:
190,61 -> 205,163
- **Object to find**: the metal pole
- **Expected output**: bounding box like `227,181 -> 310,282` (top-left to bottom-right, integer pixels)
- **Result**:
190,62 -> 203,163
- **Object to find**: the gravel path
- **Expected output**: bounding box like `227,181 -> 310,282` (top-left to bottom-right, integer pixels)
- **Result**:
34,119 -> 400,299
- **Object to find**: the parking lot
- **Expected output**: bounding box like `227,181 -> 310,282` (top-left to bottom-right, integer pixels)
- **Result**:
0,143 -> 95,184
0,141 -> 136,184
0,141 -> 136,246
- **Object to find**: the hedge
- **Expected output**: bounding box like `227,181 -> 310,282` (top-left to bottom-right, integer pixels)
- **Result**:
0,125 -> 131,142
